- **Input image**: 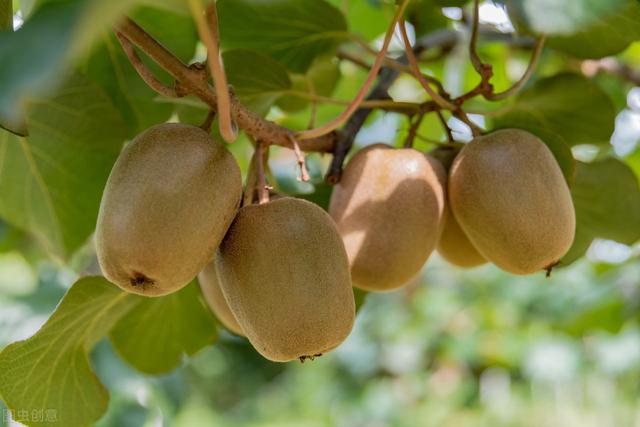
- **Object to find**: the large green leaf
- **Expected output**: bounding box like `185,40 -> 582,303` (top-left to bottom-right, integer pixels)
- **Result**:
277,56 -> 340,113
547,0 -> 640,59
508,0 -> 627,35
494,73 -> 616,147
109,282 -> 218,375
0,0 -> 140,133
83,6 -> 198,134
0,73 -> 127,259
407,0 -> 450,37
563,159 -> 640,264
217,0 -> 348,73
327,0 -> 392,40
223,49 -> 292,116
0,277 -> 139,427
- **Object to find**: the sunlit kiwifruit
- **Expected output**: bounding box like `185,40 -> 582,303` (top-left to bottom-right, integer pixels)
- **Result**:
96,123 -> 242,296
199,260 -> 243,336
448,129 -> 575,274
216,197 -> 355,362
329,144 -> 446,291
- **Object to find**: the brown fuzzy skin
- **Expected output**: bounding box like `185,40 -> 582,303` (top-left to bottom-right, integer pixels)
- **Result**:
216,197 -> 355,362
449,129 -> 575,275
199,261 -> 244,336
329,144 -> 446,291
437,206 -> 487,268
96,123 -> 242,296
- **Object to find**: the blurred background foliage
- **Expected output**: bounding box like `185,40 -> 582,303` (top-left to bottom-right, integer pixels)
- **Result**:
2,0 -> 640,425
2,227 -> 640,426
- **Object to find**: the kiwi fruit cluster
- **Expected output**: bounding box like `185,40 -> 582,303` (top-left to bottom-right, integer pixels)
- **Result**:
96,123 -> 575,362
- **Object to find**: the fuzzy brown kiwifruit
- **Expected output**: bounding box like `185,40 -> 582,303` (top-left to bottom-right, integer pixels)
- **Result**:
329,144 -> 446,291
448,129 -> 575,275
437,207 -> 486,268
96,123 -> 242,296
199,260 -> 243,336
216,197 -> 355,362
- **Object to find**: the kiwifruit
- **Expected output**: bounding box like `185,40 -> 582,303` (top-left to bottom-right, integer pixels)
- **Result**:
96,123 -> 242,296
199,260 -> 243,336
216,197 -> 355,362
448,129 -> 575,275
437,206 -> 486,268
329,144 -> 446,291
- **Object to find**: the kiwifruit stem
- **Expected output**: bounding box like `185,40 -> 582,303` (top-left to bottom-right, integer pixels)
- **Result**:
188,0 -> 236,143
255,142 -> 270,205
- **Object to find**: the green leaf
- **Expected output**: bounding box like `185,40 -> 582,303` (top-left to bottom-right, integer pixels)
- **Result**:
547,0 -> 640,59
561,298 -> 627,335
508,0 -> 628,35
83,6 -> 198,134
217,0 -> 348,73
0,0 -> 139,132
277,57 -> 340,113
0,73 -> 127,259
493,73 -> 617,183
223,49 -> 292,116
327,0 -> 392,40
562,159 -> 640,264
494,73 -> 616,146
408,0 -> 450,37
109,282 -> 218,375
0,277 -> 139,427
434,0 -> 467,5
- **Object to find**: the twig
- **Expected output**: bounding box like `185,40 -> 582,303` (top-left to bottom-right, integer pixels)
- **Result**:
279,91 -> 421,113
200,110 -> 216,132
325,66 -> 399,184
115,32 -> 179,97
436,110 -> 454,142
296,0 -> 410,140
306,76 -> 318,130
115,17 -> 337,152
338,48 -> 410,75
453,110 -> 483,137
468,0 -> 494,97
255,142 -> 270,204
288,135 -> 310,182
188,0 -> 236,142
323,29 -> 461,183
404,114 -> 424,148
243,149 -> 259,207
398,19 -> 456,110
488,35 -> 546,101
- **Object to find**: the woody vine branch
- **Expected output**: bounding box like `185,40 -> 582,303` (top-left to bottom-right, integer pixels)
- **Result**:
114,3 -> 547,182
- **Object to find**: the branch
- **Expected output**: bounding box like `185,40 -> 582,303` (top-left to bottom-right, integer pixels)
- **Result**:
115,17 -> 337,153
325,66 -> 399,183
295,0 -> 410,140
188,0 -> 236,143
468,0 -> 494,97
398,19 -> 456,110
488,35 -> 546,101
255,142 -> 269,204
404,113 -> 424,148
324,30 -> 463,183
114,32 -> 179,97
